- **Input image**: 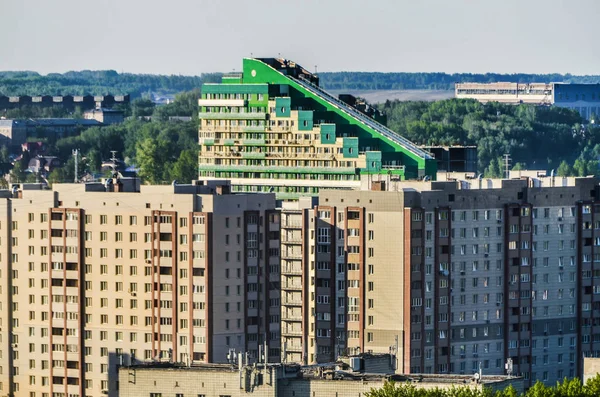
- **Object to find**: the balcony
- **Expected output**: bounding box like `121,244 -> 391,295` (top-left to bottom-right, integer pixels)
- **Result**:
283,264 -> 302,274
282,236 -> 302,244
284,252 -> 302,260
286,344 -> 303,352
284,284 -> 302,291
243,125 -> 266,132
283,329 -> 303,336
198,163 -> 356,175
198,99 -> 246,107
198,112 -> 267,120
241,152 -> 266,159
241,139 -> 266,146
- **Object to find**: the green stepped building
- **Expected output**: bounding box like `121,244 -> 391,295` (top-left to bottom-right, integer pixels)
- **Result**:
198,58 -> 436,199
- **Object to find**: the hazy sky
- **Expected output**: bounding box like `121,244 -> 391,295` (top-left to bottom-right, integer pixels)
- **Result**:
1,0 -> 599,76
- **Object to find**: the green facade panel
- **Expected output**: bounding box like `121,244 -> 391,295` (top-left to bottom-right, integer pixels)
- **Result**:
365,151 -> 382,172
275,97 -> 291,117
320,124 -> 336,144
222,76 -> 242,84
297,110 -> 314,131
342,137 -> 359,158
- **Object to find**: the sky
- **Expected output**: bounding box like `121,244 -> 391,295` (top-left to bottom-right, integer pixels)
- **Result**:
1,0 -> 599,76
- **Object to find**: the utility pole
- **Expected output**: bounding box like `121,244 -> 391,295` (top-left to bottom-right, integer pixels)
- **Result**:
72,149 -> 79,183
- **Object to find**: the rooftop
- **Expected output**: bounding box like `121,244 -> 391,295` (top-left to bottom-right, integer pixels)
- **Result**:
121,362 -> 518,385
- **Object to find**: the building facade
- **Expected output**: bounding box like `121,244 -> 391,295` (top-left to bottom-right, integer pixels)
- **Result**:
0,180 -> 281,397
0,118 -> 103,149
198,57 -> 436,199
455,82 -> 600,120
280,176 -> 600,388
0,95 -> 130,111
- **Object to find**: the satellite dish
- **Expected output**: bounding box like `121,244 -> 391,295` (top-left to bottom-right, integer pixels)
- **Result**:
473,372 -> 481,381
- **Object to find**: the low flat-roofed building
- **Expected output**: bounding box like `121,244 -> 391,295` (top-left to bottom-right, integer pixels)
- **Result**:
455,82 -> 600,120
118,362 -> 525,397
0,118 -> 103,147
84,107 -> 125,124
455,82 -> 553,105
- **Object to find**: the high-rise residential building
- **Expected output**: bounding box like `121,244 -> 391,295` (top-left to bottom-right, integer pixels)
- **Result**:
280,175 -> 600,388
0,180 -> 281,397
198,57 -> 437,199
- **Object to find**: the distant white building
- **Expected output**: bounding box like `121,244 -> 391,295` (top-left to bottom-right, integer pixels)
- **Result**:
455,82 -> 600,120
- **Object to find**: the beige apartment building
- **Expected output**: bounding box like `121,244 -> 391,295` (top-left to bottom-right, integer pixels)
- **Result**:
0,180 -> 281,397
118,361 -> 525,397
281,175 -> 600,389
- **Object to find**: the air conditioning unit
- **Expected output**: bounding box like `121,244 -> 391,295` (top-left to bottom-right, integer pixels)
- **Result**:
497,220 -> 502,224
460,270 -> 465,275
558,217 -> 563,222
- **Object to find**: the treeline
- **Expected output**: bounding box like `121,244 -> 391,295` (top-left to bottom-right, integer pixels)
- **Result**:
366,376 -> 600,397
4,69 -> 600,98
319,72 -> 600,91
0,70 -> 222,97
379,98 -> 600,177
9,91 -> 201,185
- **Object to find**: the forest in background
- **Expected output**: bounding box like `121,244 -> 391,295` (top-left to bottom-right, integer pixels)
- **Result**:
0,70 -> 222,97
2,70 -> 600,97
319,72 -> 600,90
379,98 -> 599,177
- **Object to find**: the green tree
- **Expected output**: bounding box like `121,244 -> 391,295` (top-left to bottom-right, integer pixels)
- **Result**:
131,98 -> 156,118
524,381 -> 553,397
0,145 -> 9,164
484,157 -> 504,178
136,137 -> 169,184
557,160 -> 573,177
10,161 -> 27,183
585,374 -> 600,396
169,149 -> 198,184
47,168 -> 66,186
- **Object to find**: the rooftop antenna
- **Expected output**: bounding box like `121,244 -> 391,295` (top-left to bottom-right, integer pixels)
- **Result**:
505,358 -> 513,378
315,65 -> 318,75
72,149 -> 79,183
503,154 -> 511,179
